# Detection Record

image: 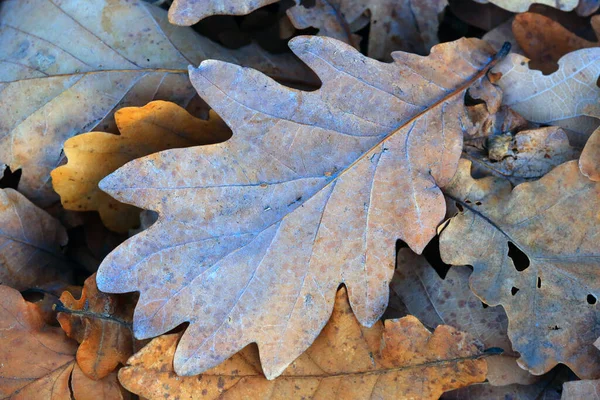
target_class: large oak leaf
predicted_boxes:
[439,158,600,378]
[97,37,505,378]
[119,288,487,399]
[0,0,313,206]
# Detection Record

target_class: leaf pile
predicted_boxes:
[1,0,600,399]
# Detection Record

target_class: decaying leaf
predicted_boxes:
[97,37,507,378]
[0,0,314,206]
[464,126,581,185]
[119,288,487,399]
[287,0,447,60]
[439,158,600,378]
[0,188,70,290]
[0,285,129,399]
[473,0,578,12]
[512,13,599,74]
[560,337,600,399]
[581,126,600,181]
[56,273,136,380]
[51,101,231,233]
[493,48,600,146]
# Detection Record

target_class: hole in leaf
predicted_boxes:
[481,302,489,309]
[475,201,482,206]
[508,242,530,271]
[537,277,542,288]
[550,325,560,330]
[588,294,597,305]
[465,199,472,204]
[455,202,464,212]
[511,286,519,296]
[0,166,22,189]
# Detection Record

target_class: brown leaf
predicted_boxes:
[439,158,600,378]
[57,273,136,380]
[560,337,600,399]
[0,188,70,290]
[581,126,600,181]
[493,48,600,145]
[512,13,599,74]
[51,101,231,233]
[96,37,506,378]
[472,0,577,12]
[119,288,487,400]
[0,0,315,207]
[0,285,129,399]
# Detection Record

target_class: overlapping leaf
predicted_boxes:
[439,158,600,378]
[0,0,314,206]
[51,101,230,232]
[581,126,600,181]
[473,0,578,12]
[0,188,70,290]
[119,288,487,399]
[96,37,505,378]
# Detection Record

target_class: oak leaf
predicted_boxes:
[119,288,487,400]
[493,48,600,145]
[0,285,129,399]
[56,273,136,380]
[439,158,600,378]
[51,101,230,233]
[0,188,70,290]
[0,0,313,207]
[97,37,506,378]
[561,338,600,399]
[581,126,600,181]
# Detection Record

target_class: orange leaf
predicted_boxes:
[119,288,487,400]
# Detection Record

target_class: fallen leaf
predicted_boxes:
[560,337,600,399]
[512,13,599,74]
[472,0,577,12]
[51,101,231,233]
[0,285,129,399]
[439,158,600,378]
[57,273,136,380]
[464,126,581,185]
[0,0,315,207]
[580,126,600,181]
[449,0,514,32]
[119,288,487,399]
[392,248,536,386]
[577,0,600,16]
[0,188,70,290]
[493,48,600,146]
[96,37,506,378]
[483,18,524,55]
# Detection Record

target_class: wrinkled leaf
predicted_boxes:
[119,288,487,399]
[0,188,69,290]
[57,273,136,380]
[51,101,230,233]
[0,285,129,399]
[0,0,314,206]
[439,158,600,378]
[97,37,505,378]
[581,126,600,181]
[493,48,600,145]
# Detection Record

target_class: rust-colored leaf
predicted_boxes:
[0,0,314,207]
[119,288,487,399]
[493,48,600,145]
[439,158,600,378]
[57,273,136,380]
[0,285,129,399]
[97,37,507,378]
[581,126,600,181]
[51,101,230,233]
[0,188,70,290]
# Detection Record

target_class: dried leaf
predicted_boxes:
[493,48,600,146]
[0,0,314,207]
[0,285,129,399]
[0,188,70,290]
[97,37,505,378]
[512,13,599,74]
[51,101,230,233]
[560,338,600,399]
[464,126,581,185]
[581,126,600,181]
[472,0,577,12]
[57,273,136,380]
[439,158,600,378]
[119,288,487,399]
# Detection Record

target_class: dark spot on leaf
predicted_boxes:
[508,242,530,271]
[511,286,519,296]
[588,294,597,305]
[537,277,542,288]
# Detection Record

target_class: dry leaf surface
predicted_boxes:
[57,273,136,380]
[439,158,600,378]
[0,0,313,206]
[0,285,129,399]
[119,288,487,399]
[581,126,600,181]
[0,188,69,290]
[473,0,578,12]
[97,37,505,378]
[51,101,230,233]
